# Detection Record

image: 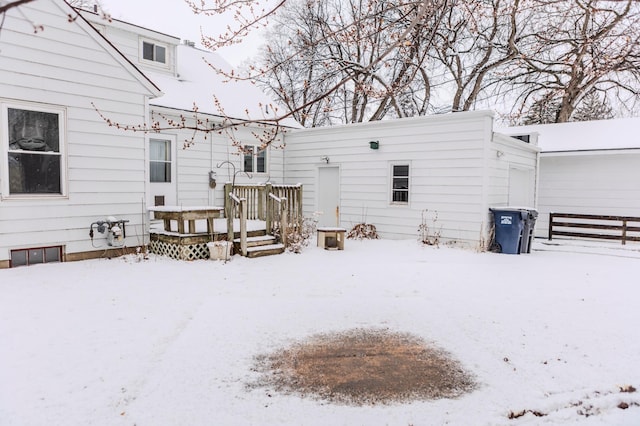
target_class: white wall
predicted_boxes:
[83,11,180,77]
[0,0,157,263]
[536,151,640,237]
[148,107,286,208]
[284,111,505,246]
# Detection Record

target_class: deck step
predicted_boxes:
[234,235,277,246]
[233,234,285,257]
[245,243,286,258]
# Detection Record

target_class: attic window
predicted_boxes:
[512,135,531,143]
[142,40,166,64]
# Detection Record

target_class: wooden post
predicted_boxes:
[297,184,303,231]
[548,213,554,240]
[240,198,248,256]
[265,183,272,233]
[225,183,234,243]
[281,197,288,248]
[261,183,271,221]
[622,220,627,245]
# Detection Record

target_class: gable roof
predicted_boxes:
[145,43,300,127]
[59,0,162,98]
[501,117,640,153]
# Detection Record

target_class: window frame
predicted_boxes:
[390,162,410,205]
[10,246,63,267]
[242,144,267,174]
[149,138,172,183]
[1,101,67,199]
[140,38,168,67]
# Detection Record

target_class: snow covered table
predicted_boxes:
[149,206,224,235]
[317,227,346,250]
[148,206,225,260]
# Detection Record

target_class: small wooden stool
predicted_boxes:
[317,227,346,250]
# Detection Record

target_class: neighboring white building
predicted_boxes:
[285,111,540,247]
[0,0,162,268]
[504,117,640,238]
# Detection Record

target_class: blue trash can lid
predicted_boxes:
[490,206,537,213]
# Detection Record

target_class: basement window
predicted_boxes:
[10,246,62,267]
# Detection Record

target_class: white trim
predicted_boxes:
[541,148,640,157]
[148,133,178,207]
[242,144,269,175]
[139,37,170,69]
[389,161,411,207]
[1,100,68,200]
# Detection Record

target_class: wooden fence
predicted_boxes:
[548,213,640,245]
[224,182,303,229]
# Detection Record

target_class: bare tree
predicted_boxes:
[506,0,640,123]
[189,0,449,128]
[431,0,531,113]
[252,0,446,126]
[0,0,35,15]
[571,88,614,122]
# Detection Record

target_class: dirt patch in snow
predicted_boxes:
[249,328,476,406]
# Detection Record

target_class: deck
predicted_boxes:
[148,206,267,260]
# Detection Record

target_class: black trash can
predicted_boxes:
[519,209,538,254]
[490,208,527,254]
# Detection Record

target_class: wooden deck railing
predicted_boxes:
[224,183,302,232]
[268,192,288,247]
[227,192,248,256]
[548,213,640,245]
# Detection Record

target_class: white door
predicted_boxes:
[508,167,535,207]
[149,136,177,207]
[317,166,340,227]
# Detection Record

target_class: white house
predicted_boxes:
[284,111,540,248]
[0,2,540,267]
[0,0,162,268]
[80,9,296,209]
[504,117,640,238]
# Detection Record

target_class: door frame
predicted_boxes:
[316,165,341,227]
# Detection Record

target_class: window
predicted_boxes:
[4,104,64,196]
[512,134,531,143]
[142,40,166,64]
[391,164,409,203]
[243,145,267,173]
[11,246,62,267]
[150,139,171,183]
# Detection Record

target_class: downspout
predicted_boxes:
[480,113,494,250]
[143,96,151,244]
[209,128,213,206]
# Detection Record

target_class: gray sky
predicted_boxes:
[100,0,263,65]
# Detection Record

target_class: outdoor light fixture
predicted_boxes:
[369,140,379,150]
[320,156,330,163]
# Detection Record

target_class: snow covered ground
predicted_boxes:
[1,238,639,426]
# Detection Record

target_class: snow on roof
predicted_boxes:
[146,44,300,128]
[500,117,640,152]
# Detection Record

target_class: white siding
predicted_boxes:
[536,151,640,237]
[148,107,286,208]
[83,11,179,77]
[284,111,499,246]
[0,0,157,262]
[487,134,539,208]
